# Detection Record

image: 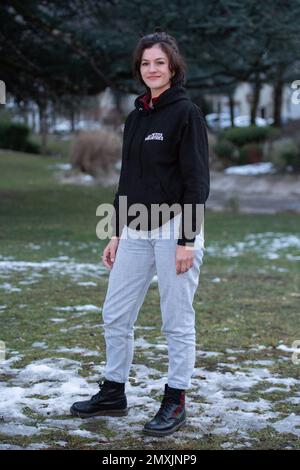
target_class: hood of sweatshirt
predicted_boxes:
[134,85,190,115]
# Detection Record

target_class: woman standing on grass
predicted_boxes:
[71,30,210,437]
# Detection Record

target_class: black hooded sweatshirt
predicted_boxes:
[112,85,210,246]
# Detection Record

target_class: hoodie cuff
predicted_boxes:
[177,237,195,247]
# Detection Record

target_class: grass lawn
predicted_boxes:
[0,149,299,450]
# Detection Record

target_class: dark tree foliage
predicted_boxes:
[0,0,299,125]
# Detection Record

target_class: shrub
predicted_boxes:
[70,128,122,177]
[239,143,263,164]
[267,138,300,172]
[24,139,41,154]
[213,139,239,163]
[0,122,28,151]
[220,125,279,147]
[0,121,40,153]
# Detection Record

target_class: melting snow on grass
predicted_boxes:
[0,232,299,295]
[0,334,299,449]
[0,233,299,449]
[206,232,300,260]
[0,259,107,282]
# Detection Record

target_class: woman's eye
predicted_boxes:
[142,62,165,66]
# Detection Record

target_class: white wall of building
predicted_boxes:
[206,81,300,121]
[98,87,139,115]
[96,83,300,123]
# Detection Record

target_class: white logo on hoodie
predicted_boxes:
[145,132,164,141]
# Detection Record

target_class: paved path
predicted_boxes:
[207,171,300,214]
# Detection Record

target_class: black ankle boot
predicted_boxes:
[143,384,186,436]
[70,379,128,418]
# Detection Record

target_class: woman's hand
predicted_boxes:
[102,236,120,269]
[176,245,195,274]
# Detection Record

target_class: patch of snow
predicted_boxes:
[1,338,300,443]
[206,232,300,261]
[77,281,97,287]
[277,344,300,353]
[55,347,101,357]
[272,413,300,437]
[0,283,22,292]
[69,429,99,439]
[224,162,275,176]
[32,342,48,349]
[53,305,101,313]
[48,163,72,171]
[0,423,40,436]
[0,260,108,282]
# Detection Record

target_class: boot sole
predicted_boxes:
[142,418,186,437]
[70,407,128,418]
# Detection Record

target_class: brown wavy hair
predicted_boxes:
[132,30,187,90]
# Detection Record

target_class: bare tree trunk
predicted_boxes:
[228,92,235,126]
[70,106,75,132]
[273,69,284,128]
[113,88,122,113]
[251,77,261,125]
[38,101,48,155]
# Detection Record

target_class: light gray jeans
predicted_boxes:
[101,213,205,389]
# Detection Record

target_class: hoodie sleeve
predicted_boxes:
[111,192,121,238]
[111,112,134,238]
[177,105,210,247]
[111,167,124,238]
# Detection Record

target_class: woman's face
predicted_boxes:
[140,44,174,95]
